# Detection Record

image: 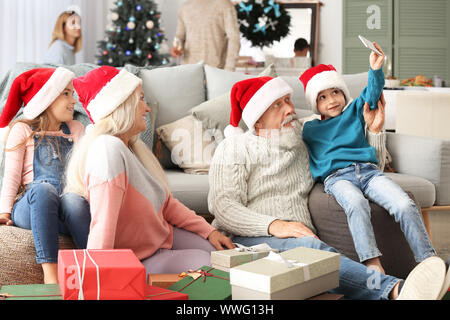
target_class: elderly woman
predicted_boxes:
[65,66,234,275]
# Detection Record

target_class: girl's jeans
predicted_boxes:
[12,184,91,264]
[324,162,436,263]
[232,235,401,300]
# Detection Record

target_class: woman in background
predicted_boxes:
[44,9,82,65]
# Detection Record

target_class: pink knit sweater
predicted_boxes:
[0,120,85,213]
[85,134,215,260]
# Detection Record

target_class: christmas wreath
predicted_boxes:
[236,0,291,48]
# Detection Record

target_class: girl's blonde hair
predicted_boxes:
[50,11,82,53]
[64,88,168,198]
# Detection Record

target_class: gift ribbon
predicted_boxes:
[233,243,277,259]
[73,249,101,300]
[263,251,311,281]
[176,267,229,293]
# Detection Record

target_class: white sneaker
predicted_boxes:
[437,260,450,300]
[397,256,446,300]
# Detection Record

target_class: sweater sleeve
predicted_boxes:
[175,5,186,45]
[163,193,215,239]
[222,2,241,71]
[208,140,277,237]
[0,123,31,213]
[355,68,385,114]
[86,181,125,250]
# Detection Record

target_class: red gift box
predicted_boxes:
[145,285,188,300]
[58,249,146,300]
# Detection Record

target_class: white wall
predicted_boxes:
[317,0,343,72]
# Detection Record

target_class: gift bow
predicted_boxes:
[264,0,281,18]
[263,251,311,281]
[73,249,101,300]
[239,2,253,16]
[234,242,275,253]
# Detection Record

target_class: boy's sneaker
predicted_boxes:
[397,256,446,300]
[437,258,450,300]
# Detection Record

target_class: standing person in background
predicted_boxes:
[44,7,82,65]
[170,0,241,71]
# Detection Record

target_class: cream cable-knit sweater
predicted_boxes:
[208,122,386,237]
[175,0,240,71]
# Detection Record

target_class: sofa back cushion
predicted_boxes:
[140,62,206,168]
[204,64,277,100]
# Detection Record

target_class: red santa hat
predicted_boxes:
[299,64,351,115]
[224,76,293,138]
[0,67,75,128]
[73,66,142,124]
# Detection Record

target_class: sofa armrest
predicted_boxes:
[386,132,450,206]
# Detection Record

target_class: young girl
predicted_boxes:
[0,67,91,284]
[65,66,234,275]
[44,9,82,65]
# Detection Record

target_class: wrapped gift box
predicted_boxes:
[145,285,188,300]
[58,249,146,300]
[211,243,278,272]
[0,284,62,300]
[168,266,231,300]
[148,273,187,289]
[230,247,340,300]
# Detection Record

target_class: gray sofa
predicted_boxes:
[0,62,449,284]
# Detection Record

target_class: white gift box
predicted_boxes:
[230,247,340,300]
[211,243,278,272]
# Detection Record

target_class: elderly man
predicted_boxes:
[208,76,447,300]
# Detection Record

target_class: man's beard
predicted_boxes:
[278,115,302,150]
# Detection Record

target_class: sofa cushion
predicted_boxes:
[165,169,210,213]
[308,183,417,279]
[0,225,75,285]
[156,115,216,174]
[385,172,436,208]
[204,63,277,100]
[140,62,206,168]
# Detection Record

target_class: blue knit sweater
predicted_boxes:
[302,68,385,182]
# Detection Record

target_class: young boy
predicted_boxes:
[300,43,436,274]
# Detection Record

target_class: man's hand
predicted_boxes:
[170,46,184,58]
[268,220,318,239]
[0,213,13,226]
[364,92,386,133]
[208,230,235,250]
[369,42,385,70]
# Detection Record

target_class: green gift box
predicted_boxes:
[230,247,340,300]
[211,243,279,272]
[0,284,62,300]
[167,266,231,300]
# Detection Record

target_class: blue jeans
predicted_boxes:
[324,162,436,263]
[12,184,91,264]
[232,235,401,300]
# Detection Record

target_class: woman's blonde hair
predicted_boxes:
[64,88,168,198]
[50,11,82,53]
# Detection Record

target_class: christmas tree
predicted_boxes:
[97,0,169,67]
